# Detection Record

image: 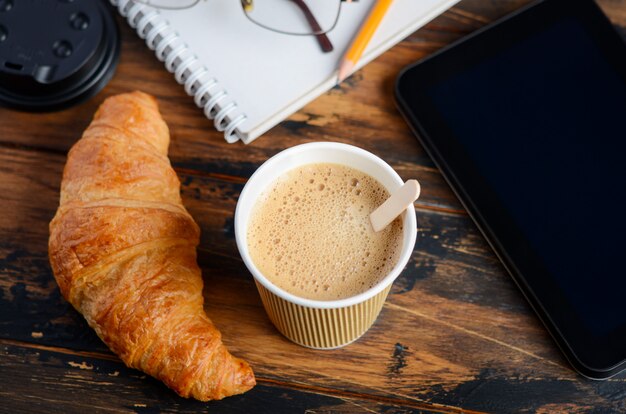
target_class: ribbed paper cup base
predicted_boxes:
[255,281,392,349]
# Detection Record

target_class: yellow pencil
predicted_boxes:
[337,0,394,83]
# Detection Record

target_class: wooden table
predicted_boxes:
[2,1,626,412]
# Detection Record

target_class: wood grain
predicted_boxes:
[2,143,626,412]
[2,341,462,414]
[1,0,626,412]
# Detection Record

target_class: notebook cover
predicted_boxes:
[127,0,459,143]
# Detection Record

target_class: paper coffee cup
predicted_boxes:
[235,142,417,349]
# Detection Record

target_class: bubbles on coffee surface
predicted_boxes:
[247,163,404,301]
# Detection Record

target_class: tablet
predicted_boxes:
[395,0,626,379]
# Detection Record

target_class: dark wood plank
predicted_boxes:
[1,341,459,414]
[2,146,626,413]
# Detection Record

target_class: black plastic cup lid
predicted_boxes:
[0,0,120,111]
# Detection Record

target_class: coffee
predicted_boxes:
[247,163,403,301]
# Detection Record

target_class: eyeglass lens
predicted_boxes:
[134,0,341,36]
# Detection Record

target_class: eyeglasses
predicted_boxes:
[134,0,356,53]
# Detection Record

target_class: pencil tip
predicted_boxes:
[337,60,354,84]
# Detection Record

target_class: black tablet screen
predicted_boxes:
[427,17,626,336]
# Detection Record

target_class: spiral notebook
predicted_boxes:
[111,0,459,144]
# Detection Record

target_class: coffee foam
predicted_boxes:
[247,163,403,301]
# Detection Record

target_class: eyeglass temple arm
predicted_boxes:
[290,0,334,53]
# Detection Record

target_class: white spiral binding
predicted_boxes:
[110,0,246,143]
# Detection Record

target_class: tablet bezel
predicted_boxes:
[395,0,626,378]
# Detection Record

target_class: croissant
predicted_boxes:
[48,91,255,401]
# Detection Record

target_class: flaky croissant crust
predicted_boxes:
[48,91,255,401]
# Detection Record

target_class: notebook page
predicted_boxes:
[161,0,458,142]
